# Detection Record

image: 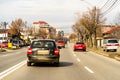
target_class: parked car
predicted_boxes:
[27,39,60,66]
[74,41,86,51]
[103,39,119,52]
[56,40,65,48]
[12,40,20,49]
[0,41,8,48]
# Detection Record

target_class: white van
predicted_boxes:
[103,39,119,52]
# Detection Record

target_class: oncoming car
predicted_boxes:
[27,39,60,66]
[56,40,65,48]
[74,41,86,51]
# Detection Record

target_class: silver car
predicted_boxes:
[103,39,119,52]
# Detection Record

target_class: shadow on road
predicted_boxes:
[74,50,88,53]
[30,61,73,67]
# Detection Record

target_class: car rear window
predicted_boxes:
[2,41,8,43]
[57,41,64,43]
[108,40,118,43]
[31,40,55,48]
[12,41,18,44]
[76,42,84,44]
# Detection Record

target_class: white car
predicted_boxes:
[103,39,119,52]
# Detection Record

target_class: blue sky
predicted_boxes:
[0,0,120,33]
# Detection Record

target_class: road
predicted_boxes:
[0,43,120,80]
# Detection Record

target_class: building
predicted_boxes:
[32,21,50,34]
[32,20,57,39]
[0,29,9,43]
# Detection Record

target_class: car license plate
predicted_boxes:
[12,46,16,48]
[37,50,49,55]
[78,47,82,49]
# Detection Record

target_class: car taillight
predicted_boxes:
[115,44,119,46]
[106,44,112,46]
[54,48,59,56]
[27,48,32,55]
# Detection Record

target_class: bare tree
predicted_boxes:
[36,28,48,39]
[74,7,105,48]
[9,18,26,38]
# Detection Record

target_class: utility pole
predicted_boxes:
[3,22,8,41]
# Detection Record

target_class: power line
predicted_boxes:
[100,0,113,10]
[101,0,119,16]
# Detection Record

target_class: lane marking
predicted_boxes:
[0,52,23,57]
[76,58,81,62]
[0,60,26,79]
[84,66,94,73]
[73,54,77,57]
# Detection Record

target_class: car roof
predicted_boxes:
[32,39,55,42]
[76,41,84,44]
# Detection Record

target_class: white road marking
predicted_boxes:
[0,52,22,57]
[73,54,77,57]
[76,58,81,62]
[0,60,26,79]
[84,66,94,73]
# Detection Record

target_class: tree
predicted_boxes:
[35,28,48,39]
[69,33,77,41]
[74,7,105,48]
[9,18,26,39]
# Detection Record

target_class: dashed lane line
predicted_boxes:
[84,66,94,73]
[76,58,81,62]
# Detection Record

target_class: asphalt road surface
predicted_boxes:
[0,43,120,80]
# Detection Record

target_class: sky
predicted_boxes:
[0,0,120,33]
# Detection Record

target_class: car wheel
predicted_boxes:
[106,49,109,52]
[114,49,117,52]
[27,61,31,66]
[54,62,59,66]
[83,49,86,51]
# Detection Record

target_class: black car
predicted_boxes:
[27,39,60,66]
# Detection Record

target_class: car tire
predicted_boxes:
[83,49,86,51]
[106,49,109,52]
[114,49,117,52]
[54,62,59,66]
[27,61,31,66]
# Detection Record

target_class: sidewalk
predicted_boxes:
[87,47,120,61]
[0,48,16,53]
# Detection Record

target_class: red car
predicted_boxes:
[74,41,86,51]
[0,41,8,48]
[56,40,65,48]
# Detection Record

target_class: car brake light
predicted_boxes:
[106,44,112,46]
[27,48,32,55]
[54,48,59,56]
[115,44,119,46]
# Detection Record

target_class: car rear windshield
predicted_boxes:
[31,40,56,48]
[108,40,118,43]
[57,41,64,43]
[2,41,8,43]
[76,42,84,44]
